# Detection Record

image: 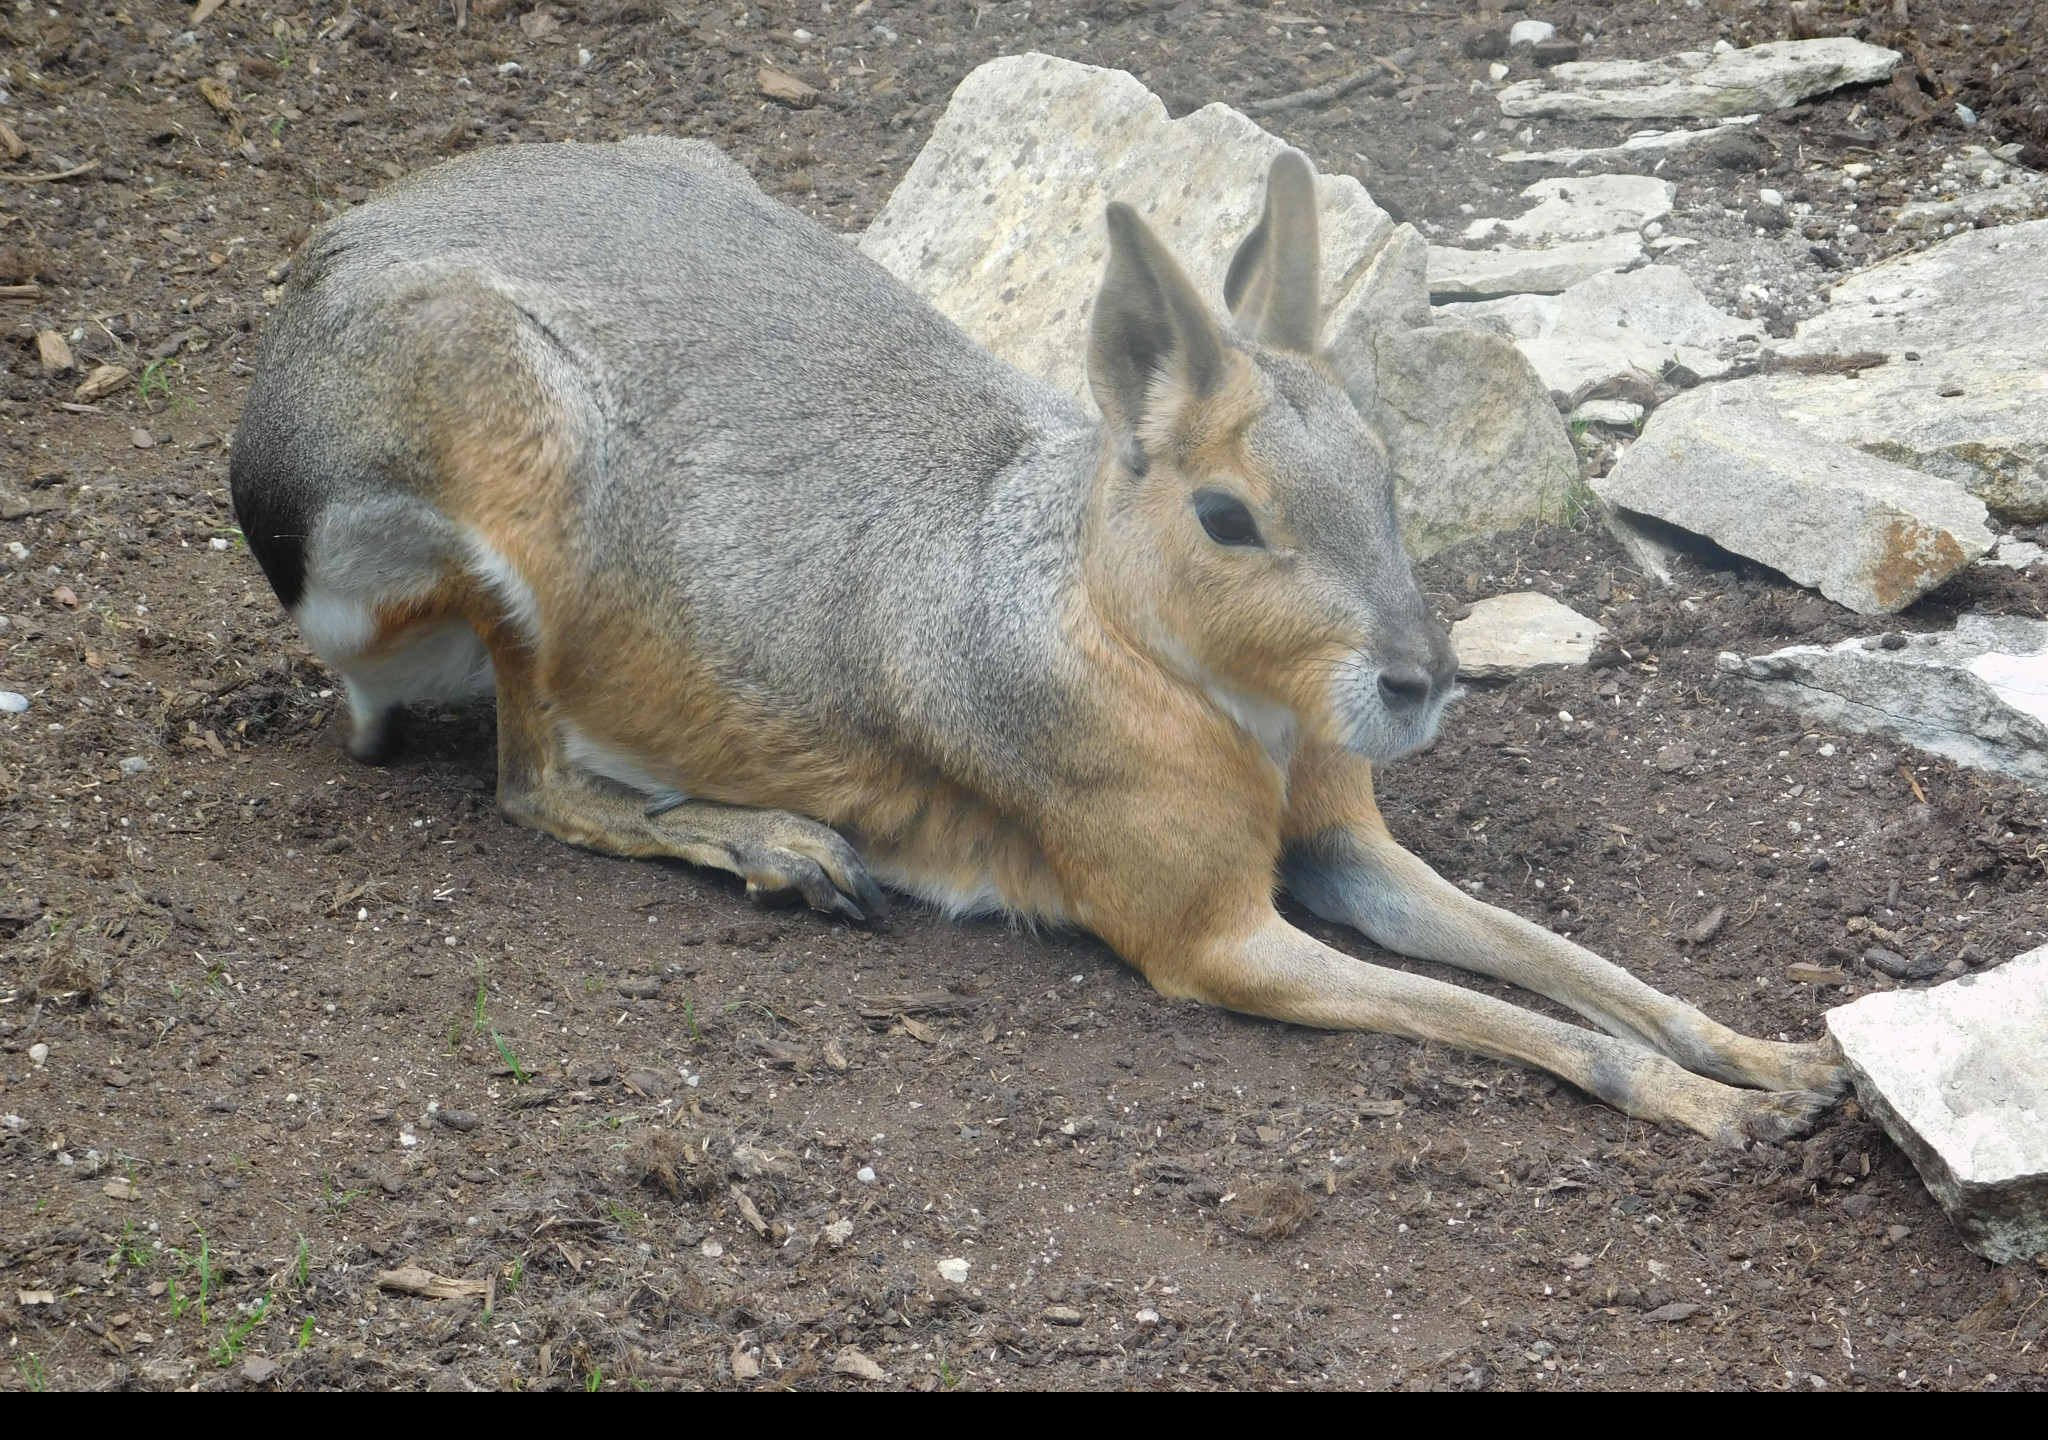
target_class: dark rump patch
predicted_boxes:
[228,447,311,610]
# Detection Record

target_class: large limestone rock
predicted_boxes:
[1592,382,1991,614]
[861,53,1391,405]
[1498,38,1901,121]
[1828,945,2048,1264]
[1717,615,2048,784]
[861,53,1575,557]
[1366,328,1581,557]
[1765,219,2048,522]
[1436,265,1754,399]
[1451,592,1607,680]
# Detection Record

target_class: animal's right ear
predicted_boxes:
[1087,201,1229,471]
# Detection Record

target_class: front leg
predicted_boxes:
[1280,747,1844,1097]
[1050,760,1832,1145]
[1148,908,1833,1146]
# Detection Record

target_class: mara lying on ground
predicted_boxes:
[230,137,1845,1144]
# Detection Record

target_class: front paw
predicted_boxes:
[1766,1036,1849,1099]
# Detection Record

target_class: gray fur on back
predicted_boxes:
[239,138,1102,795]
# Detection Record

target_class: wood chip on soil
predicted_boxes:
[758,66,820,107]
[74,364,129,402]
[831,1347,887,1381]
[375,1263,489,1301]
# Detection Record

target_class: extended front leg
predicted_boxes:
[1279,750,1843,1097]
[1158,911,1833,1146]
[1052,755,1832,1145]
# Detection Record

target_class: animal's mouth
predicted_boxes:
[1340,670,1461,763]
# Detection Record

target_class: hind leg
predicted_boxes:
[345,703,407,765]
[323,617,497,765]
[485,630,885,921]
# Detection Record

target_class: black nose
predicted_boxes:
[1377,663,1434,713]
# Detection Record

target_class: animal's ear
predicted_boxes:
[1087,201,1230,466]
[1222,148,1322,354]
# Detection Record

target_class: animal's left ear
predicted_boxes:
[1222,148,1322,354]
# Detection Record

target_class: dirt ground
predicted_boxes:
[4,0,2047,1393]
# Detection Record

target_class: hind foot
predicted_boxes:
[1716,1086,1839,1148]
[346,704,407,765]
[1713,1033,1848,1098]
[653,802,889,923]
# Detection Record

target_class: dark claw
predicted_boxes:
[851,868,891,923]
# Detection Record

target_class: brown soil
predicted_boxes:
[3,0,2046,1394]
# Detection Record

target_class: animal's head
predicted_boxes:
[1083,149,1456,767]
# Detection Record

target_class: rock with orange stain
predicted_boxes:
[1593,380,1989,614]
[1768,218,2048,526]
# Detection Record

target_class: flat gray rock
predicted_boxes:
[862,53,1574,556]
[1768,218,2048,523]
[1360,326,1583,558]
[1436,264,1754,399]
[1451,592,1608,679]
[1496,115,1761,169]
[1717,614,2048,784]
[1460,175,1675,246]
[1593,381,1991,614]
[1498,38,1900,121]
[1828,945,2048,1263]
[1427,232,1645,301]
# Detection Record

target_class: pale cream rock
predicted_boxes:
[1828,944,2048,1263]
[1427,232,1645,300]
[1451,592,1608,680]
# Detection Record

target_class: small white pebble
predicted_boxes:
[1818,742,1836,757]
[0,692,28,714]
[28,1043,49,1066]
[936,1257,970,1284]
[700,1239,724,1258]
[1557,710,1574,724]
[856,1165,878,1184]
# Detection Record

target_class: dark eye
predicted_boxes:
[1194,489,1262,548]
